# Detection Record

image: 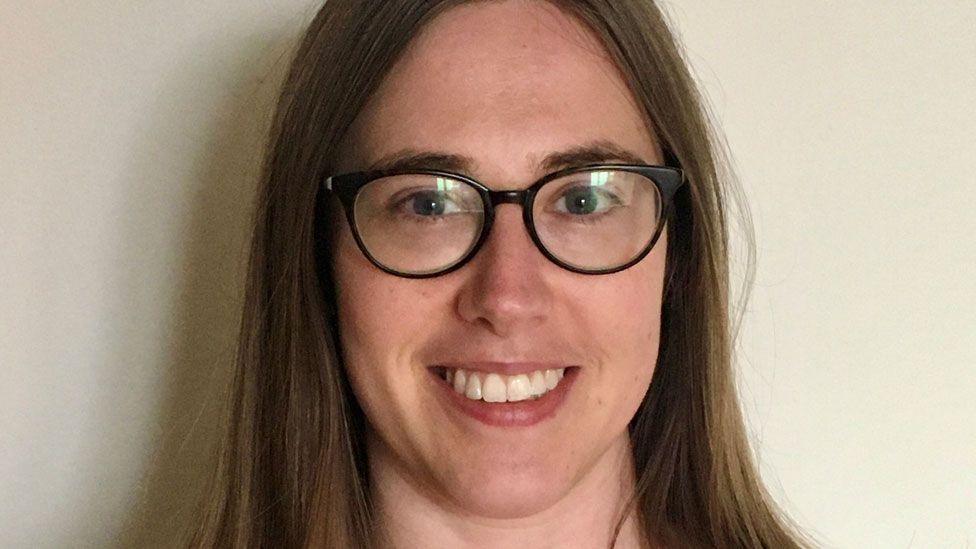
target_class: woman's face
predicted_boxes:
[333,1,666,518]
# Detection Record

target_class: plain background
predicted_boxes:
[2,1,973,547]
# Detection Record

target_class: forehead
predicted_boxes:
[341,0,661,183]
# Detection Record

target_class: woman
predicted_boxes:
[189,1,816,547]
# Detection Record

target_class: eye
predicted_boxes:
[403,190,458,216]
[388,187,479,222]
[551,185,621,216]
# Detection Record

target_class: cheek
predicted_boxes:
[332,229,442,412]
[583,247,665,418]
[609,294,660,397]
[333,212,407,352]
[333,230,398,395]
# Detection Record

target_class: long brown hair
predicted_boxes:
[187,1,817,547]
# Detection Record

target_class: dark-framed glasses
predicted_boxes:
[319,163,685,278]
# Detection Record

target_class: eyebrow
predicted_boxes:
[364,139,649,176]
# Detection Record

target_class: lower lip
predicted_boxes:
[429,367,578,427]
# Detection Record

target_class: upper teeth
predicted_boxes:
[445,368,565,402]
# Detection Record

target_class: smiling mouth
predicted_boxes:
[431,366,571,403]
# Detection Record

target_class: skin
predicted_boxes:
[332,1,667,547]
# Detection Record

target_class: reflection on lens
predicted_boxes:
[534,170,662,270]
[354,174,485,275]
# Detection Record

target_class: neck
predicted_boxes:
[367,431,647,549]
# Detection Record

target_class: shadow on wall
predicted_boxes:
[110,25,300,548]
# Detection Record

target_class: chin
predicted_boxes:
[437,454,577,519]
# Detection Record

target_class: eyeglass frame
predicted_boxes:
[319,163,686,279]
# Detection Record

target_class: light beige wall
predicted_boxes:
[1,2,973,547]
[671,4,976,547]
[0,2,317,546]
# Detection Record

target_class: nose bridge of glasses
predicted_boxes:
[487,189,528,207]
[474,197,543,275]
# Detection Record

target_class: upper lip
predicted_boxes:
[432,361,575,376]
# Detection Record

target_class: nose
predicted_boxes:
[454,203,553,337]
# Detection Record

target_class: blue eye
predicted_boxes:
[389,188,475,224]
[562,187,598,214]
[553,185,621,217]
[408,190,451,216]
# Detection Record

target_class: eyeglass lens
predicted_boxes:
[352,169,663,275]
